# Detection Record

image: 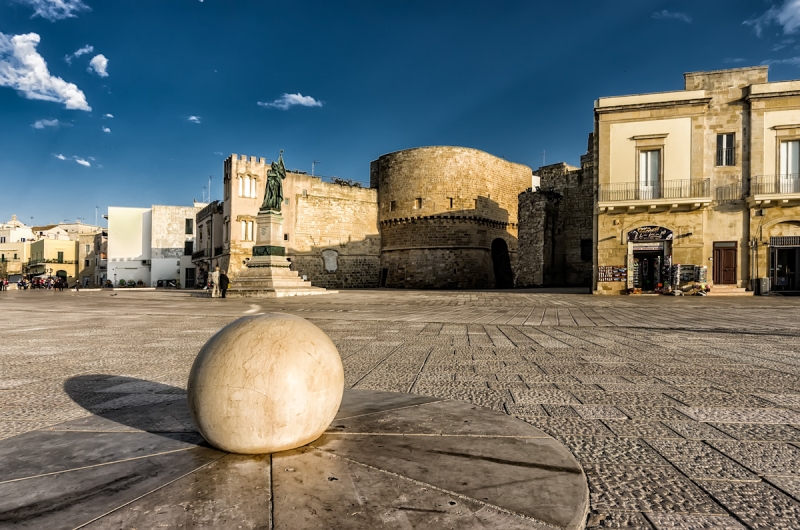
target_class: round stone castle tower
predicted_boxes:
[370,146,532,288]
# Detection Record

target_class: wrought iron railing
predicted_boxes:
[27,258,76,265]
[750,174,800,195]
[191,248,210,260]
[715,181,743,203]
[214,246,224,256]
[599,179,710,202]
[716,147,735,167]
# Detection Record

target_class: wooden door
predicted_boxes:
[714,247,737,284]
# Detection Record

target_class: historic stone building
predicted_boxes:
[371,147,532,288]
[199,148,533,290]
[516,140,594,288]
[594,66,800,294]
[194,155,380,289]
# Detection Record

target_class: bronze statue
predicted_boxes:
[260,150,287,212]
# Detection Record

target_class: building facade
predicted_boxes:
[594,66,800,294]
[194,155,380,289]
[107,204,201,287]
[517,145,594,288]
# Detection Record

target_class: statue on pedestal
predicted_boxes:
[260,150,287,213]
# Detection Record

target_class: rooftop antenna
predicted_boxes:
[95,206,98,227]
[543,150,546,167]
[312,160,321,176]
[208,175,214,202]
[202,186,207,203]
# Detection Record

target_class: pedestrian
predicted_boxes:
[210,267,220,298]
[219,270,229,298]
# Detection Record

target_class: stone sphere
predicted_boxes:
[187,313,344,454]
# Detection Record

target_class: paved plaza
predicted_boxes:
[2,289,800,528]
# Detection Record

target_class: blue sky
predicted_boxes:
[3,0,800,226]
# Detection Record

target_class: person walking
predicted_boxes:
[219,270,229,299]
[210,267,221,298]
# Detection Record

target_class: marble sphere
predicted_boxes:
[187,313,344,454]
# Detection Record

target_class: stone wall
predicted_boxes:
[218,154,380,289]
[516,139,594,288]
[371,146,531,288]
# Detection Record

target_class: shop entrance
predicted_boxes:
[713,242,737,285]
[633,250,662,291]
[771,246,800,292]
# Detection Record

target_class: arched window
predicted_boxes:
[241,220,246,240]
[244,176,251,197]
[238,177,243,197]
[247,221,254,241]
[251,178,257,198]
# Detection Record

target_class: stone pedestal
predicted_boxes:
[228,211,336,298]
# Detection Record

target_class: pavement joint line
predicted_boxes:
[323,433,552,438]
[71,453,228,530]
[0,446,199,485]
[308,446,564,527]
[332,399,446,421]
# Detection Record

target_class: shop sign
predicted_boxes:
[633,243,663,251]
[628,226,673,241]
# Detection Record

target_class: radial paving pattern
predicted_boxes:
[0,387,588,529]
[2,289,800,528]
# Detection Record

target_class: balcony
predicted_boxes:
[192,248,210,261]
[598,178,712,213]
[27,258,77,265]
[748,175,800,208]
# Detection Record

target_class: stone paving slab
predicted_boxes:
[3,289,800,528]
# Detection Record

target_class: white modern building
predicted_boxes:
[107,203,205,288]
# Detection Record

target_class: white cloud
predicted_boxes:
[762,56,800,66]
[88,54,108,77]
[724,57,748,64]
[102,126,110,133]
[103,113,113,118]
[32,118,58,128]
[64,44,92,64]
[53,153,66,160]
[16,0,90,21]
[652,10,692,23]
[74,157,90,167]
[0,32,90,110]
[745,0,800,36]
[257,93,323,110]
[188,115,201,123]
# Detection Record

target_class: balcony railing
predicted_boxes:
[716,147,735,167]
[599,179,710,202]
[27,258,76,265]
[214,246,224,256]
[191,248,210,260]
[750,174,800,195]
[715,181,743,203]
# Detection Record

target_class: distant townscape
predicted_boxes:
[3,65,800,296]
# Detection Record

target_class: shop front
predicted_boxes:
[770,236,800,292]
[626,226,673,293]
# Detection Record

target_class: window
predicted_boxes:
[473,198,478,208]
[238,176,257,198]
[448,197,454,209]
[241,220,253,241]
[716,133,735,166]
[390,200,396,212]
[57,251,64,263]
[284,198,290,206]
[284,233,289,241]
[185,219,193,235]
[84,259,89,267]
[238,177,244,197]
[85,244,90,253]
[184,241,193,255]
[638,149,661,199]
[0,237,4,243]
[414,198,422,209]
[14,253,17,259]
[780,140,800,177]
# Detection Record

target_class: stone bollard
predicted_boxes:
[187,313,344,454]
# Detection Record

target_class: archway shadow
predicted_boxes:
[63,374,200,442]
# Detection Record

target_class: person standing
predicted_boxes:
[210,267,220,298]
[219,270,229,299]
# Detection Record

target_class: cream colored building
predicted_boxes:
[27,238,79,283]
[594,66,800,294]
